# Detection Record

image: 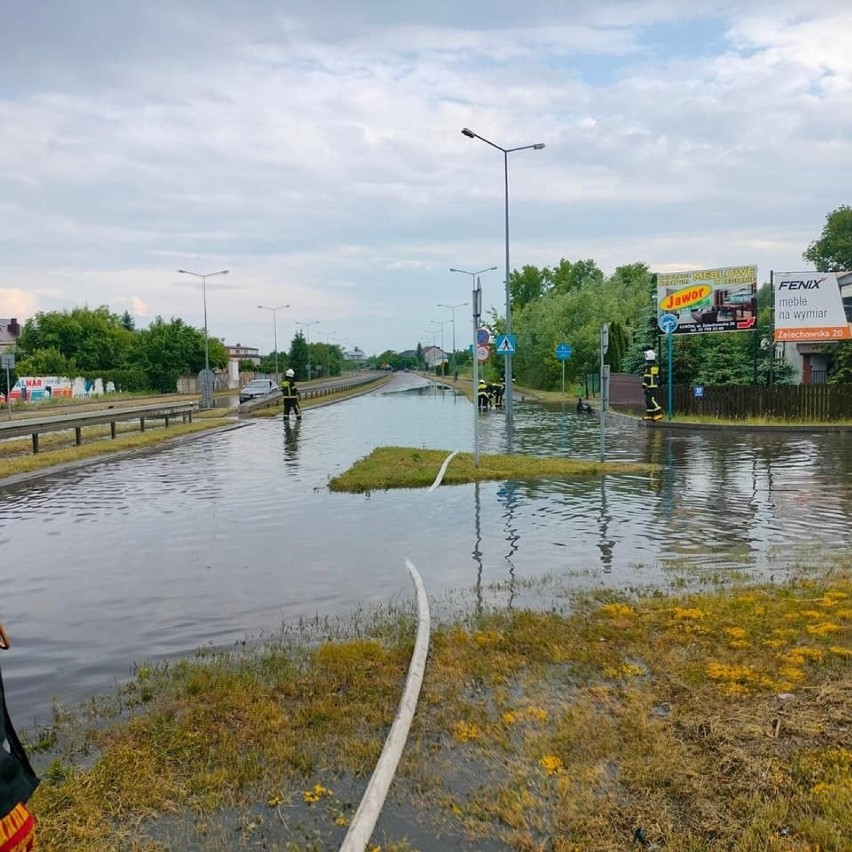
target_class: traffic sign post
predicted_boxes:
[472,281,483,467]
[600,324,609,461]
[555,343,572,393]
[1,352,14,420]
[658,314,677,421]
[494,334,516,355]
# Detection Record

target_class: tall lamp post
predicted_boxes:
[437,300,468,376]
[257,304,289,384]
[460,128,545,420]
[295,320,319,380]
[178,268,229,408]
[430,320,450,377]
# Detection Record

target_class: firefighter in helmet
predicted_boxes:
[477,378,490,411]
[641,349,663,421]
[282,369,301,420]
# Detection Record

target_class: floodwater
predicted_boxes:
[1,373,850,723]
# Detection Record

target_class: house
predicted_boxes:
[422,345,448,369]
[0,318,21,351]
[226,343,261,365]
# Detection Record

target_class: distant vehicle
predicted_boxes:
[239,379,280,403]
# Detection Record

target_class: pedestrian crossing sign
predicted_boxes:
[495,334,516,354]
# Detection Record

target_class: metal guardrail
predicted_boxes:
[0,401,198,454]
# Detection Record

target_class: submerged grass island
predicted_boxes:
[328,446,653,493]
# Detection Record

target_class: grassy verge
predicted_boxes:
[26,566,851,850]
[328,446,652,493]
[0,413,233,479]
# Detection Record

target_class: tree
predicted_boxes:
[133,317,207,392]
[288,332,309,380]
[551,258,603,295]
[803,205,852,271]
[15,347,77,377]
[18,306,134,371]
[509,265,551,309]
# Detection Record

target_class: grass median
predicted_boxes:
[26,562,851,850]
[328,446,652,493]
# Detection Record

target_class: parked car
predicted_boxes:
[239,379,280,403]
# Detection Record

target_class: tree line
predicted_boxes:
[399,206,851,388]
[7,308,344,395]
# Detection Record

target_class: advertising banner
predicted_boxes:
[773,271,852,342]
[6,376,112,402]
[656,265,758,334]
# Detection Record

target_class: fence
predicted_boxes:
[604,374,851,421]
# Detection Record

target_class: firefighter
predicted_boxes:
[477,379,490,411]
[0,623,39,851]
[281,369,301,420]
[641,349,663,421]
[493,377,505,408]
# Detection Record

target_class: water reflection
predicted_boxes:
[283,419,301,471]
[472,481,483,619]
[597,476,614,573]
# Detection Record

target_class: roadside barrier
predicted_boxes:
[339,559,430,852]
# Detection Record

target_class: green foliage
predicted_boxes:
[133,317,207,393]
[77,369,148,392]
[550,258,603,294]
[509,265,551,309]
[288,332,309,380]
[18,306,134,371]
[803,205,852,271]
[512,261,653,388]
[16,347,78,377]
[827,342,852,383]
[206,337,229,370]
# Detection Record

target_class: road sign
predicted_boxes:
[0,353,14,370]
[476,327,491,346]
[658,313,678,334]
[555,343,572,361]
[694,385,704,398]
[495,334,516,355]
[476,344,490,362]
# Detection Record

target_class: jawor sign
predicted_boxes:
[773,271,852,342]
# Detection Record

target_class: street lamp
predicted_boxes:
[295,320,320,380]
[257,304,290,384]
[437,300,468,377]
[461,127,545,420]
[430,319,451,377]
[177,268,229,408]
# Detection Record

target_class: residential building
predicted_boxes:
[0,318,21,351]
[226,343,261,365]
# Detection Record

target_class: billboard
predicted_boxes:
[773,271,852,342]
[656,266,758,334]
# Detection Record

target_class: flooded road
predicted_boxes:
[1,373,850,722]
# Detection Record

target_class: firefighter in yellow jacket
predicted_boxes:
[641,349,663,421]
[281,369,301,420]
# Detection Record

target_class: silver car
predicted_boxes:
[239,378,280,403]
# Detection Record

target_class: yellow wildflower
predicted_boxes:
[452,721,481,743]
[673,607,704,620]
[599,603,632,618]
[540,754,564,775]
[805,622,841,635]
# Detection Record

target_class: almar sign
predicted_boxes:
[773,271,851,342]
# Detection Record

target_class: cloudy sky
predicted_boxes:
[2,1,850,357]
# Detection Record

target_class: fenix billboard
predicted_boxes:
[773,271,852,342]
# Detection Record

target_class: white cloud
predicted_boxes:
[0,1,849,353]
